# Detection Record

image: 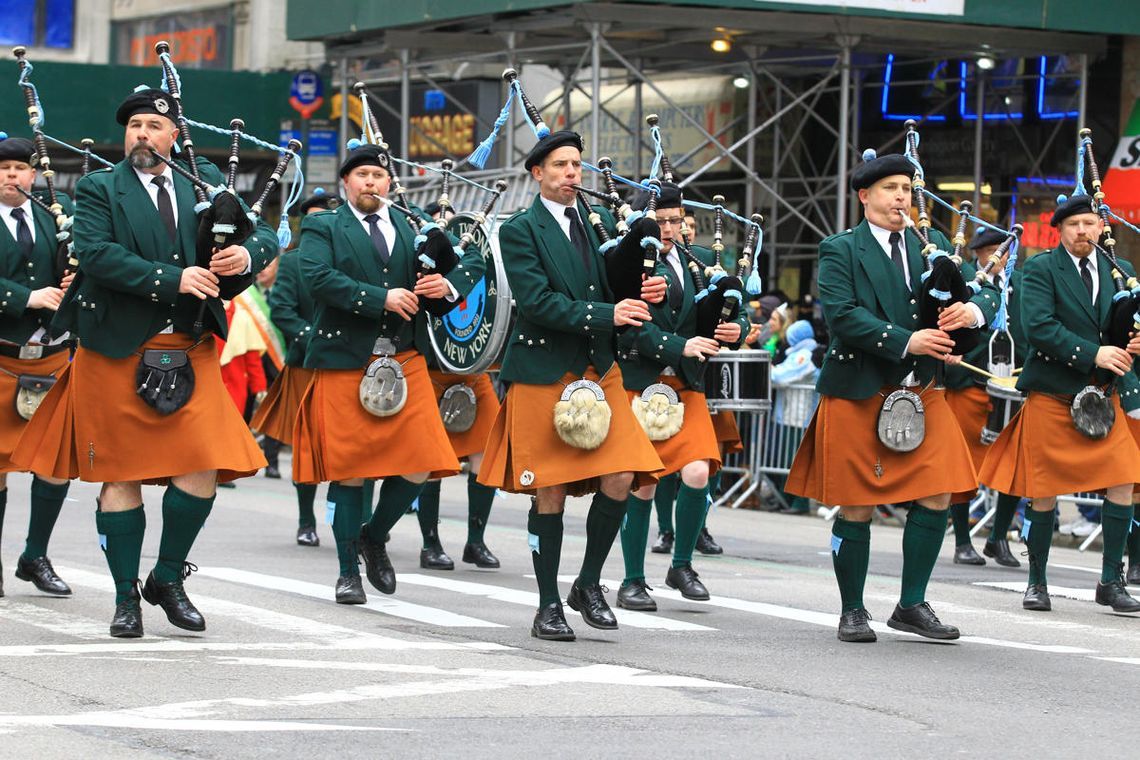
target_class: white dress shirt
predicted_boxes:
[539,194,576,241]
[2,198,36,245]
[1066,248,1099,304]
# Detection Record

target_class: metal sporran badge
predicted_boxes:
[877,389,926,452]
[359,357,407,417]
[439,383,478,433]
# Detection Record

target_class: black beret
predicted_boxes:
[1050,194,1099,227]
[524,130,584,171]
[291,191,341,217]
[116,88,177,126]
[0,135,34,163]
[339,144,390,178]
[968,226,1010,250]
[631,181,683,212]
[850,151,915,191]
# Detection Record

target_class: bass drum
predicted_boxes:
[427,212,514,375]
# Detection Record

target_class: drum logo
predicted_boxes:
[720,365,732,399]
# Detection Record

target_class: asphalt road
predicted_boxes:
[1,464,1138,759]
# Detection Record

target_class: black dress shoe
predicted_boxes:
[696,528,723,555]
[1096,565,1140,613]
[665,563,710,600]
[141,567,205,632]
[1128,564,1140,586]
[837,608,877,643]
[566,581,618,630]
[953,544,986,566]
[15,555,72,596]
[358,527,396,594]
[462,541,501,568]
[109,584,143,639]
[1022,584,1051,611]
[264,464,281,479]
[335,575,366,604]
[983,538,1021,568]
[650,530,674,554]
[419,544,455,571]
[887,602,960,640]
[296,525,320,547]
[617,579,657,611]
[531,602,575,641]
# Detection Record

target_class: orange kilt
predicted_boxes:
[710,409,744,456]
[292,351,460,484]
[978,391,1140,498]
[428,369,500,460]
[11,334,266,484]
[0,350,70,473]
[786,386,979,506]
[944,384,991,472]
[249,365,314,446]
[478,364,664,497]
[626,375,720,477]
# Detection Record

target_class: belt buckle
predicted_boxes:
[19,345,43,360]
[660,366,677,377]
[372,337,397,356]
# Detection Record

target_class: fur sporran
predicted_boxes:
[553,379,611,450]
[631,383,684,441]
[135,349,195,416]
[14,373,56,421]
[1070,385,1115,440]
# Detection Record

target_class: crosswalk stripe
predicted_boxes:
[974,580,1103,603]
[0,599,152,641]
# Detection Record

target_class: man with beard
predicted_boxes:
[979,195,1140,614]
[12,89,278,637]
[0,135,74,598]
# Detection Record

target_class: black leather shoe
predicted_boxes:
[141,566,205,632]
[650,530,674,554]
[566,581,618,630]
[953,544,986,566]
[15,555,71,596]
[665,563,710,600]
[109,584,143,639]
[296,525,320,547]
[837,608,877,642]
[531,602,575,641]
[887,602,960,640]
[1096,565,1140,612]
[1128,564,1140,586]
[696,528,723,555]
[264,465,281,479]
[419,543,455,571]
[462,541,500,568]
[1022,584,1051,611]
[335,575,366,604]
[617,579,657,611]
[983,538,1021,568]
[358,527,396,594]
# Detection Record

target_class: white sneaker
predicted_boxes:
[1060,515,1097,537]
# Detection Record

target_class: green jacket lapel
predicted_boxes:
[532,195,584,299]
[1097,249,1114,325]
[32,203,55,254]
[904,228,925,292]
[392,210,417,282]
[337,205,384,284]
[172,168,199,264]
[1053,247,1097,325]
[114,162,167,261]
[855,221,909,326]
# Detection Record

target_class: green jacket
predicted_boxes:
[298,202,484,370]
[1016,245,1137,396]
[815,219,1000,400]
[268,249,314,367]
[0,192,73,344]
[497,193,619,385]
[57,158,278,358]
[944,266,1028,390]
[617,243,750,392]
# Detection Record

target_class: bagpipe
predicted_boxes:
[351,82,511,317]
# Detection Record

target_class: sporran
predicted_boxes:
[876,389,926,452]
[135,349,195,416]
[14,373,56,421]
[1070,385,1115,440]
[359,356,407,417]
[631,382,684,441]
[553,378,611,450]
[439,383,477,433]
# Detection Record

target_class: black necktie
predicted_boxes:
[364,213,390,263]
[1080,257,1094,302]
[666,254,683,309]
[151,175,176,242]
[888,231,906,281]
[11,207,33,259]
[565,207,593,272]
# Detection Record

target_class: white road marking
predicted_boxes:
[0,639,508,658]
[975,580,1111,604]
[0,599,156,641]
[0,716,394,732]
[401,573,715,631]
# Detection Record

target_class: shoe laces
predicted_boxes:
[179,561,198,582]
[916,601,941,623]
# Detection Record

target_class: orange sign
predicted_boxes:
[130,28,219,67]
[408,113,475,159]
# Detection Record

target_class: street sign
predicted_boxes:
[289,70,324,118]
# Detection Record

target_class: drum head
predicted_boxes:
[427,212,513,374]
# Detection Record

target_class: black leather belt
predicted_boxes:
[0,343,70,359]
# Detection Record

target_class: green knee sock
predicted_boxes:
[328,483,364,577]
[466,473,495,543]
[1100,499,1134,583]
[702,474,718,530]
[1128,509,1140,565]
[949,502,972,547]
[416,480,442,549]
[360,480,375,521]
[1025,507,1054,586]
[673,483,709,567]
[367,477,425,541]
[654,473,677,533]
[988,492,1020,542]
[23,477,69,560]
[707,470,722,500]
[96,505,146,603]
[154,485,214,583]
[899,505,949,607]
[528,507,563,607]
[620,495,653,583]
[294,482,317,528]
[578,491,627,586]
[831,519,871,612]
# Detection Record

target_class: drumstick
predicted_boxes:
[956,360,999,380]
